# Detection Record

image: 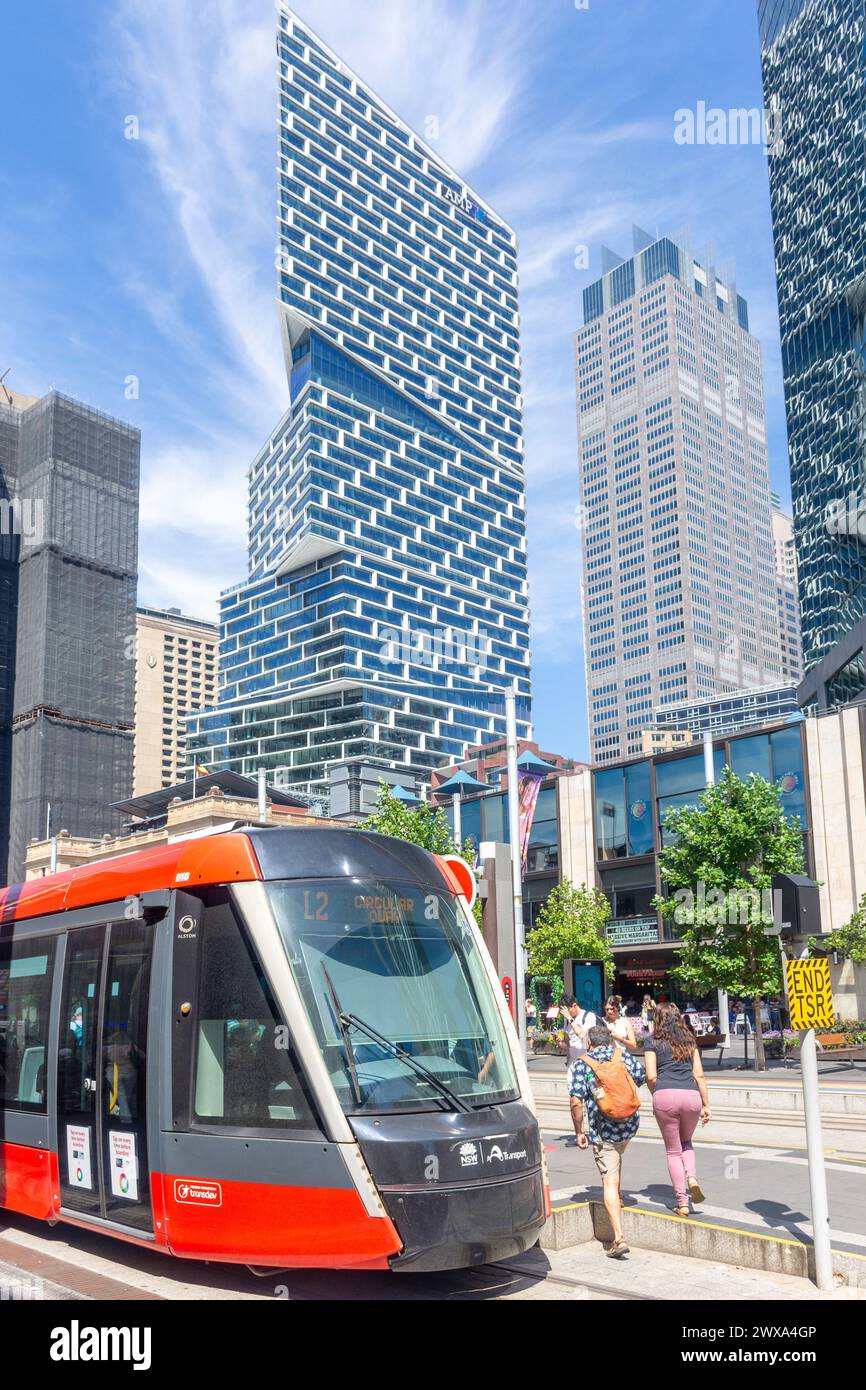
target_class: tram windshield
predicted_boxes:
[268,878,519,1113]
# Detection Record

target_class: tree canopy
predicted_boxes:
[526,879,614,985]
[653,765,806,1068]
[365,783,458,855]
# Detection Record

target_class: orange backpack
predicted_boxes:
[582,1047,641,1120]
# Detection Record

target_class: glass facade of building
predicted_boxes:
[442,784,560,927]
[652,684,799,739]
[187,7,531,798]
[758,0,866,668]
[591,724,809,944]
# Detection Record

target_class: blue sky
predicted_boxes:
[0,0,788,762]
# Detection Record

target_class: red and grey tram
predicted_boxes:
[0,827,547,1272]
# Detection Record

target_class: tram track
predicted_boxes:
[486,1258,658,1300]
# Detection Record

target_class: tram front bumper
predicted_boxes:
[382,1167,546,1272]
[349,1102,546,1273]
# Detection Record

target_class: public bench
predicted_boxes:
[814,1032,866,1069]
[695,1031,727,1067]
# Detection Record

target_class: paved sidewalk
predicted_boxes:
[526,1034,866,1085]
[515,1241,865,1301]
[541,1124,866,1259]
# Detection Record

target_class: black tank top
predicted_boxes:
[648,1040,699,1092]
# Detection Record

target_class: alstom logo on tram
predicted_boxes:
[0,826,547,1272]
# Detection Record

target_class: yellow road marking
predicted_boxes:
[548,1200,866,1259]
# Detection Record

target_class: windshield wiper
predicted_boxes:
[334,1004,473,1115]
[321,964,362,1106]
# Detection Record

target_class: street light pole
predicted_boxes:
[505,689,526,1045]
[702,732,730,1053]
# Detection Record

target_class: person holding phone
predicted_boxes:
[561,993,596,1069]
[644,1002,711,1216]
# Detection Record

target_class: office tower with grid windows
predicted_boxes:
[757,0,866,694]
[576,229,782,764]
[134,607,219,794]
[0,388,139,884]
[187,6,531,800]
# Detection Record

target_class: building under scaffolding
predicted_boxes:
[0,389,140,884]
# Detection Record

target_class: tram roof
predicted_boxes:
[0,826,457,926]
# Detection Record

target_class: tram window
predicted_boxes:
[191,894,316,1132]
[0,934,55,1112]
[269,879,520,1114]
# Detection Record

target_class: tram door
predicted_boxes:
[56,919,154,1232]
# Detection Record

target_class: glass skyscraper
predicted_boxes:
[758,0,866,671]
[187,6,531,799]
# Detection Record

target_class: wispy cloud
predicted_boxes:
[288,0,533,176]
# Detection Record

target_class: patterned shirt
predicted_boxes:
[569,1045,646,1145]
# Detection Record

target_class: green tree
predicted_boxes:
[526,880,614,993]
[365,782,457,854]
[809,891,866,964]
[653,766,805,1071]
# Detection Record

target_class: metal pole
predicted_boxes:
[703,729,714,788]
[453,786,462,847]
[505,689,526,1046]
[257,766,268,821]
[800,1028,833,1288]
[790,944,833,1290]
[702,734,730,1050]
[49,836,58,875]
[46,801,51,840]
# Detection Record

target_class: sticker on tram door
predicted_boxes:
[173,1178,223,1206]
[66,1124,93,1189]
[108,1131,139,1201]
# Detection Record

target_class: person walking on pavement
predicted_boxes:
[645,1002,711,1216]
[641,994,656,1032]
[604,995,637,1050]
[569,1022,646,1259]
[561,993,596,1070]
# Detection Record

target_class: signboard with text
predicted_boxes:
[605,916,659,946]
[785,958,834,1031]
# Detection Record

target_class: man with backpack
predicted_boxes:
[569,1022,646,1259]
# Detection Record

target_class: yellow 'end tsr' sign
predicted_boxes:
[785,958,834,1031]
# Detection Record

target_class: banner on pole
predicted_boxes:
[785,958,834,1030]
[517,772,542,869]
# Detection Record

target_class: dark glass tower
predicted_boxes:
[0,391,140,885]
[757,0,866,670]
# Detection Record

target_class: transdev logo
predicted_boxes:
[174,1178,222,1206]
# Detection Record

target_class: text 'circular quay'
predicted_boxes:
[1,0,865,1357]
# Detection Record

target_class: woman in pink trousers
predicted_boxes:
[645,1002,712,1215]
